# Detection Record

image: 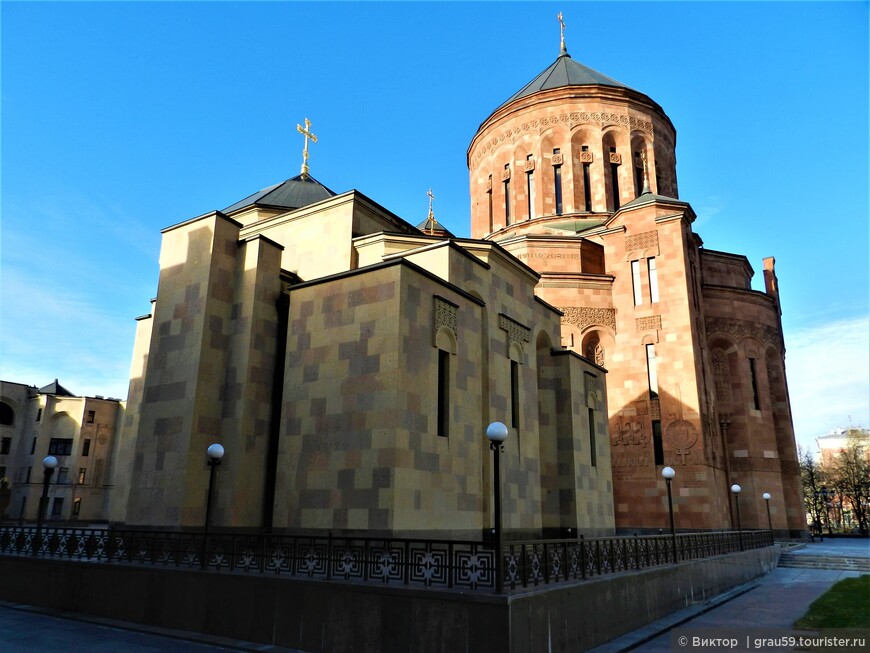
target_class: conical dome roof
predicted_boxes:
[222,173,336,215]
[494,50,635,113]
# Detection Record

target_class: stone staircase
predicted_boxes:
[778,552,870,572]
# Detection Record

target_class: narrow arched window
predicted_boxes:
[553,148,563,215]
[581,146,592,212]
[525,155,535,219]
[503,164,512,224]
[610,147,621,210]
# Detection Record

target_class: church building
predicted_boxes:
[467,28,803,536]
[112,25,803,539]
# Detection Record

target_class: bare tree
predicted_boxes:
[823,431,870,536]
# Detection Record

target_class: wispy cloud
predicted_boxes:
[0,267,135,400]
[785,315,870,450]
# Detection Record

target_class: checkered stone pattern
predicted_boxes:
[275,262,494,536]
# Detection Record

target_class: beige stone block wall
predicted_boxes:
[126,213,242,528]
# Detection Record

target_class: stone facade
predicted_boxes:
[467,47,804,536]
[0,380,122,523]
[118,186,614,538]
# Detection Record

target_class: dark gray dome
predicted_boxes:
[223,174,336,215]
[495,52,634,113]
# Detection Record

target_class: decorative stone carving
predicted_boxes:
[666,419,698,465]
[585,338,605,367]
[558,306,616,333]
[469,111,655,167]
[712,350,732,402]
[625,230,659,253]
[705,317,780,346]
[579,151,593,163]
[551,153,563,165]
[609,152,622,165]
[612,417,649,447]
[498,313,530,345]
[524,158,535,171]
[584,372,601,408]
[501,167,511,181]
[635,315,662,332]
[433,296,458,341]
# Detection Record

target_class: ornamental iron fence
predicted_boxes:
[0,526,772,594]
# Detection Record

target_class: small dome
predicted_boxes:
[223,173,336,215]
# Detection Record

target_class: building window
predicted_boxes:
[582,146,592,212]
[0,465,6,480]
[749,358,760,410]
[526,154,535,219]
[610,147,621,211]
[0,437,10,455]
[51,497,63,517]
[57,467,69,484]
[0,402,13,426]
[30,437,37,455]
[78,468,87,485]
[82,439,91,457]
[86,410,95,424]
[72,497,82,516]
[487,174,493,229]
[648,257,659,303]
[48,438,73,456]
[510,360,520,429]
[631,260,643,306]
[588,407,597,467]
[652,420,664,466]
[36,408,42,422]
[437,349,450,438]
[646,344,659,399]
[504,164,511,224]
[25,467,32,484]
[553,148,563,215]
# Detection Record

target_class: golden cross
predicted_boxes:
[557,11,566,52]
[427,188,435,218]
[296,117,317,176]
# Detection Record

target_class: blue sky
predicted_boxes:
[1,1,867,451]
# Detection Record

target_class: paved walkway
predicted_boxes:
[592,538,869,652]
[2,539,867,652]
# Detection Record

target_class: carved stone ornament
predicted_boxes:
[433,295,458,341]
[551,153,564,166]
[635,315,662,333]
[609,153,622,165]
[498,313,531,346]
[524,158,536,172]
[666,419,698,465]
[580,151,593,163]
[625,230,659,253]
[612,416,650,447]
[558,306,617,333]
[584,372,600,407]
[484,176,493,191]
[469,112,654,168]
[501,167,511,181]
[705,316,780,346]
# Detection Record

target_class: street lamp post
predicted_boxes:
[762,492,773,535]
[33,455,58,556]
[486,422,508,593]
[662,466,677,563]
[731,484,743,551]
[202,443,225,570]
